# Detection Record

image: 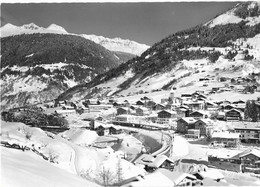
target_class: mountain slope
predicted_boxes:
[57,1,260,102]
[81,34,149,56]
[0,33,122,109]
[0,23,149,56]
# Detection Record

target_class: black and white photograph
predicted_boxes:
[1,0,260,186]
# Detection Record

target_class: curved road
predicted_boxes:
[54,134,80,175]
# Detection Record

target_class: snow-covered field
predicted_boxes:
[0,120,147,186]
[1,147,100,187]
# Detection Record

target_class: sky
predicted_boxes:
[1,1,238,45]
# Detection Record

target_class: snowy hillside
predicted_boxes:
[0,33,121,109]
[206,1,260,27]
[1,121,146,187]
[0,23,149,56]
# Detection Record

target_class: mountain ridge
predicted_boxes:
[0,23,149,56]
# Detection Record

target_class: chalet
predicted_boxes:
[154,103,166,111]
[204,101,218,110]
[114,114,146,124]
[181,93,193,100]
[136,107,149,116]
[157,110,175,119]
[171,97,183,107]
[238,148,260,173]
[145,100,156,109]
[216,111,225,120]
[222,104,235,111]
[185,129,200,139]
[175,106,189,118]
[138,155,175,171]
[184,101,204,111]
[208,148,260,174]
[113,102,121,107]
[88,104,113,111]
[232,100,245,105]
[177,117,196,134]
[136,100,144,106]
[122,100,130,107]
[194,119,214,136]
[211,131,240,148]
[157,110,177,124]
[109,126,122,135]
[95,125,110,136]
[117,107,128,115]
[234,123,260,143]
[189,111,208,119]
[129,105,136,110]
[197,94,207,100]
[142,96,151,101]
[225,108,243,121]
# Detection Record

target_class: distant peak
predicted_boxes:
[47,23,68,33]
[1,23,18,29]
[22,23,40,30]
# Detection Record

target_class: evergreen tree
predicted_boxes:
[245,100,259,122]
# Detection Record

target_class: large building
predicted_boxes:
[211,131,240,148]
[234,123,260,143]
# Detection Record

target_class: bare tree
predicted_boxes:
[80,168,94,181]
[116,158,123,184]
[48,148,59,163]
[97,166,114,186]
[22,126,33,140]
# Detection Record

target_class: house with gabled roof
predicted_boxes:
[157,110,177,124]
[136,107,149,116]
[225,108,243,121]
[177,117,196,134]
[189,110,209,120]
[194,119,214,136]
[154,103,166,111]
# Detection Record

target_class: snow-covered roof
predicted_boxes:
[55,109,75,114]
[159,110,177,114]
[212,131,240,139]
[178,117,196,124]
[226,108,243,114]
[234,122,260,130]
[199,169,224,180]
[148,155,174,168]
[195,118,214,125]
[156,169,196,185]
[126,172,174,187]
[239,148,260,158]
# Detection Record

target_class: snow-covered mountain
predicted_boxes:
[81,34,150,56]
[1,33,123,109]
[0,23,68,37]
[0,23,149,56]
[58,1,260,102]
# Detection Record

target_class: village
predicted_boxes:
[2,73,260,187]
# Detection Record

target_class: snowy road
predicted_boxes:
[54,134,79,174]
